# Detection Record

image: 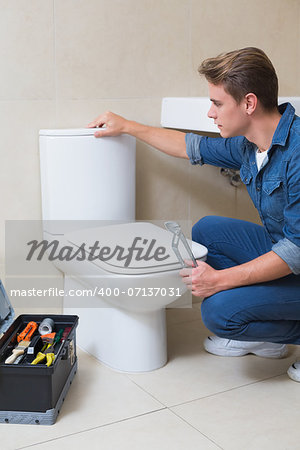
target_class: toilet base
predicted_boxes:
[63,278,167,372]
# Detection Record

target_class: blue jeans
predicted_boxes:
[192,216,300,345]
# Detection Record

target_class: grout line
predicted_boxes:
[187,0,192,223]
[298,1,300,90]
[169,408,224,450]
[188,0,193,97]
[168,372,288,409]
[0,96,170,103]
[124,374,167,408]
[16,408,167,450]
[53,0,58,124]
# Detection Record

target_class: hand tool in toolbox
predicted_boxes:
[17,321,38,343]
[5,341,31,364]
[31,343,55,367]
[5,321,38,364]
[23,335,44,364]
[54,327,71,361]
[31,328,65,367]
[40,332,56,343]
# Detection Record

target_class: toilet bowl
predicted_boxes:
[43,221,207,372]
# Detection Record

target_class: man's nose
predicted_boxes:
[207,105,216,119]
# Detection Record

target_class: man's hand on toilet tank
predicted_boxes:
[87,111,188,158]
[87,111,127,137]
[180,261,224,298]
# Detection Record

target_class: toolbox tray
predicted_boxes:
[0,313,78,424]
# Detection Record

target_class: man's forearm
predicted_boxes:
[89,111,188,159]
[125,120,188,159]
[219,251,292,290]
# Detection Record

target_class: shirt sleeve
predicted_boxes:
[272,238,300,274]
[185,133,245,170]
[271,147,300,274]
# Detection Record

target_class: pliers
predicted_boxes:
[31,343,55,367]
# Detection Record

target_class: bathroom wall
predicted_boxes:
[0,0,300,271]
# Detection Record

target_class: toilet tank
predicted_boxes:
[39,129,136,221]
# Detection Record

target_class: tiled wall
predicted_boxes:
[0,0,300,265]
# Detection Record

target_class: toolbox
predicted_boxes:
[0,281,79,425]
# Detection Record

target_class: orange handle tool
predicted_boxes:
[17,321,38,343]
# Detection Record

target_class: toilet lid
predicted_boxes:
[65,222,207,275]
[39,128,102,136]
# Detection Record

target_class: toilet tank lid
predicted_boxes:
[39,128,100,137]
[64,222,207,275]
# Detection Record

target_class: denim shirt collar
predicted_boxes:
[271,102,295,147]
[244,103,296,177]
[244,102,296,155]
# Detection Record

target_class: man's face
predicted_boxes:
[207,82,249,138]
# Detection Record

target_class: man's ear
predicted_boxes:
[244,93,257,115]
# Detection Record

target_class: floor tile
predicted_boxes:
[172,375,300,450]
[127,319,299,406]
[0,349,163,450]
[19,409,221,450]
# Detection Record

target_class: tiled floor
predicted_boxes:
[2,305,300,450]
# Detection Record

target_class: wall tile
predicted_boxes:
[0,1,54,100]
[54,0,190,99]
[55,98,163,128]
[136,142,190,220]
[0,100,56,263]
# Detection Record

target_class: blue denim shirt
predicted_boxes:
[185,103,300,275]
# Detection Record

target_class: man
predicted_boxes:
[88,47,300,382]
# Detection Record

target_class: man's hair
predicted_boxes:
[198,47,278,110]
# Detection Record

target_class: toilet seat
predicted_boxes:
[64,222,207,275]
[46,221,208,372]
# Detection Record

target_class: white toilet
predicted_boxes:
[39,129,207,372]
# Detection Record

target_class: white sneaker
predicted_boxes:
[287,361,300,382]
[203,336,288,358]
